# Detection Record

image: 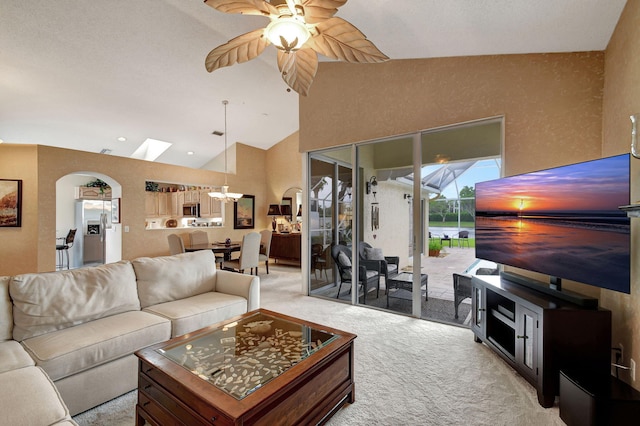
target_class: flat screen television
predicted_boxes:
[475,153,631,295]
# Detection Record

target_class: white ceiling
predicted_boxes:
[0,0,627,169]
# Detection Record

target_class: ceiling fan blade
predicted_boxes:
[311,17,389,63]
[204,0,277,16]
[205,28,270,72]
[277,48,318,96]
[302,0,347,24]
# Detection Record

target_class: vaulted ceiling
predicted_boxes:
[0,0,627,168]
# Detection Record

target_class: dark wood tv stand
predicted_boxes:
[471,274,612,407]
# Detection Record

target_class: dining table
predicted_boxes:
[184,242,241,263]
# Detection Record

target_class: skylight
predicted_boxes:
[130,138,172,161]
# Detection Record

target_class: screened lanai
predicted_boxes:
[306,117,502,326]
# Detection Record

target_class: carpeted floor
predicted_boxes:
[74,265,563,426]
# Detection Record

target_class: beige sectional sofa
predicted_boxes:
[0,250,260,424]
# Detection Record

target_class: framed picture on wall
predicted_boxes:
[0,179,22,227]
[234,195,255,229]
[111,198,121,224]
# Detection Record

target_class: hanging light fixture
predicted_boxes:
[209,100,243,202]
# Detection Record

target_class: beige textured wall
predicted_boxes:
[0,145,40,274]
[265,131,302,205]
[602,0,640,389]
[0,140,287,275]
[300,52,604,176]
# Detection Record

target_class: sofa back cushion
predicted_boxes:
[10,261,140,341]
[133,250,217,309]
[0,276,12,342]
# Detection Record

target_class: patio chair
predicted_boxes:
[452,267,499,318]
[331,245,381,303]
[311,243,332,281]
[357,242,399,294]
[452,273,472,319]
[453,230,471,248]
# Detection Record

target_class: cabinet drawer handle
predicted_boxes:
[144,385,152,390]
[211,416,217,423]
[516,335,528,339]
[478,308,486,312]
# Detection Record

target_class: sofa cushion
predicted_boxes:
[144,291,248,337]
[0,276,12,341]
[133,251,218,308]
[0,340,35,373]
[10,261,141,341]
[0,366,74,426]
[21,311,170,381]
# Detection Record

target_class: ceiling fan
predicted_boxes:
[204,0,389,96]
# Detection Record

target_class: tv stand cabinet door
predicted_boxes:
[515,306,539,384]
[471,281,486,342]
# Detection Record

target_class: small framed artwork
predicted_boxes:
[0,179,22,227]
[234,195,255,229]
[111,198,121,224]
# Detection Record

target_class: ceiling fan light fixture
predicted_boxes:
[265,16,310,52]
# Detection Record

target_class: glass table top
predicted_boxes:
[157,311,338,400]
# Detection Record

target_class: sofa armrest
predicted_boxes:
[215,270,260,311]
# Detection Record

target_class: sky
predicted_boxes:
[475,154,629,212]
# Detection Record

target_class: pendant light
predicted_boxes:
[209,100,243,202]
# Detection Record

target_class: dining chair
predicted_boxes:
[258,229,273,274]
[56,228,77,270]
[190,230,223,265]
[223,232,261,275]
[189,230,209,245]
[167,234,185,255]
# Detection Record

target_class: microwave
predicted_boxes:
[183,203,200,217]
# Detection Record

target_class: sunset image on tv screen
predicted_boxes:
[475,154,630,293]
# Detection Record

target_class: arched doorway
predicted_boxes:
[55,172,122,269]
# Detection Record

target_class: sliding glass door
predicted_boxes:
[308,152,352,295]
[306,117,503,323]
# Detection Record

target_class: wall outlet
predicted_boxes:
[631,359,636,382]
[124,226,130,233]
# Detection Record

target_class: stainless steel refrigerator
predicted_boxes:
[75,200,112,266]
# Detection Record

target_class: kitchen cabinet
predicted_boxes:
[145,193,159,217]
[76,186,112,200]
[199,190,222,218]
[157,193,169,216]
[170,192,184,217]
[145,192,174,217]
[184,190,200,203]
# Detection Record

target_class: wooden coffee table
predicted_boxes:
[135,309,356,426]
